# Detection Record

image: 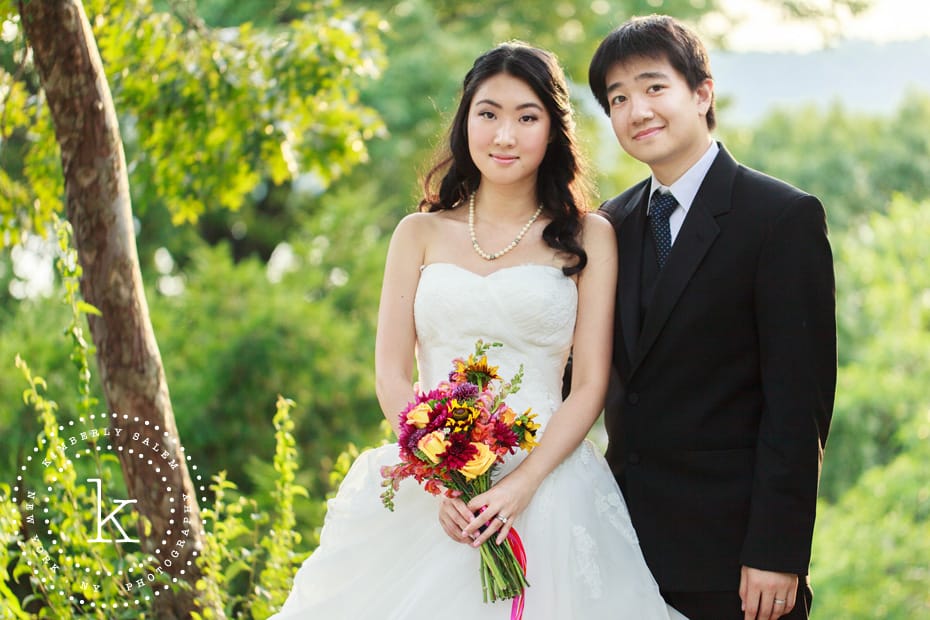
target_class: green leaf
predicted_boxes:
[76,300,102,316]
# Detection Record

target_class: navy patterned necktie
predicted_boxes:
[649,190,679,268]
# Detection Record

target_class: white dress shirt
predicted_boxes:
[647,141,719,245]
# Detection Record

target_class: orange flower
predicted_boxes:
[470,420,493,442]
[499,406,517,426]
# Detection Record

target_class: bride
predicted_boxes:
[269,42,685,619]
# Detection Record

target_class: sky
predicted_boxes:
[716,0,930,52]
[694,0,930,123]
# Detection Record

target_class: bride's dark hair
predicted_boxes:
[419,42,590,275]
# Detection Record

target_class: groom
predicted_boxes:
[588,15,836,620]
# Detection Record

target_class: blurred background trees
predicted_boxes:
[1,0,927,617]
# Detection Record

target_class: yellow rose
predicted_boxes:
[417,431,449,464]
[458,442,498,480]
[406,403,432,429]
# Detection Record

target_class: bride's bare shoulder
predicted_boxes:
[580,210,612,231]
[580,211,615,245]
[395,209,461,235]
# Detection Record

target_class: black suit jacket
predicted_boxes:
[600,144,836,592]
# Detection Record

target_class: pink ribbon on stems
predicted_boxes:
[507,528,527,620]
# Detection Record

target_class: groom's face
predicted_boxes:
[603,54,713,184]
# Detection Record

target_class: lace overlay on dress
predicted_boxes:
[572,524,604,598]
[596,487,640,544]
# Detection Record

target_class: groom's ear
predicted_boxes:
[695,78,714,116]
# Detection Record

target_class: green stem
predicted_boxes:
[453,472,529,602]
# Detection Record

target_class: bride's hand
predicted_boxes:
[462,470,538,547]
[438,496,475,544]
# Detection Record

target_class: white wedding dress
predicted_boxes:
[270,263,685,619]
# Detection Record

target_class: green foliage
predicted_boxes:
[162,0,305,28]
[7,358,170,619]
[722,93,930,229]
[811,410,930,618]
[0,0,386,245]
[0,296,80,480]
[191,471,253,620]
[251,396,307,618]
[0,225,324,617]
[0,485,29,619]
[147,232,385,502]
[0,0,392,543]
[2,353,321,619]
[194,397,314,620]
[808,195,930,617]
[0,193,391,531]
[0,6,62,248]
[819,194,930,501]
[0,234,169,617]
[54,221,100,419]
[0,220,102,514]
[0,8,64,245]
[343,0,728,78]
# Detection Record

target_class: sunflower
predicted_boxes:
[451,353,501,387]
[445,399,480,432]
[514,410,541,451]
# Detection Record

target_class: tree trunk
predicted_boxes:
[19,2,222,618]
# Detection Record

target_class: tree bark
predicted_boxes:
[19,2,221,618]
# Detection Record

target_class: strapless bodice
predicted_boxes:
[414,262,577,427]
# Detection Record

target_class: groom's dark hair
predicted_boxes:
[588,14,716,130]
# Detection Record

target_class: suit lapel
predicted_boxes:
[631,145,739,373]
[617,185,649,366]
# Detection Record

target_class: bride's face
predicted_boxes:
[466,73,551,189]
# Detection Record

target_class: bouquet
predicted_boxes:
[380,340,540,613]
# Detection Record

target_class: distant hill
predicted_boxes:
[709,37,930,124]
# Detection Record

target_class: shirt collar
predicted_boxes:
[648,141,719,214]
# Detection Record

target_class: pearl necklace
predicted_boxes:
[468,192,543,261]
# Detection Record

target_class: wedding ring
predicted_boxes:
[774,599,786,605]
[496,515,509,524]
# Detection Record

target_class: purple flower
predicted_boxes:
[404,427,429,455]
[452,382,480,401]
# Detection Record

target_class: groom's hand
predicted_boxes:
[438,496,475,544]
[739,565,797,620]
